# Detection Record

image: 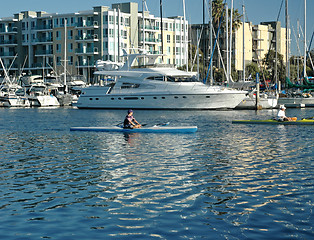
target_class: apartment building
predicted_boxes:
[190,21,288,79]
[234,21,288,72]
[0,2,188,81]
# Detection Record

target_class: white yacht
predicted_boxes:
[75,52,247,110]
[26,84,60,107]
[0,84,30,107]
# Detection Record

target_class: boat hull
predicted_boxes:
[75,92,247,110]
[70,126,198,133]
[236,96,278,109]
[232,119,314,125]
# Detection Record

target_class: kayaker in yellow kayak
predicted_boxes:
[277,105,294,121]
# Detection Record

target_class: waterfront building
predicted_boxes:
[190,21,289,80]
[0,2,188,82]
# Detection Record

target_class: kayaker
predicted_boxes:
[277,105,292,121]
[124,109,141,128]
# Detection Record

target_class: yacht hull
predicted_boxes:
[75,92,247,110]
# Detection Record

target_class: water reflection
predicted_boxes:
[0,108,313,239]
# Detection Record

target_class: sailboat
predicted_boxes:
[278,0,314,107]
[0,58,30,107]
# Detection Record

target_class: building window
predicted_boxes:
[109,16,114,24]
[54,18,59,27]
[167,35,171,43]
[69,43,73,52]
[68,56,73,65]
[56,31,61,40]
[56,44,61,53]
[109,29,114,37]
[68,30,73,39]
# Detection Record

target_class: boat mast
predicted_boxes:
[160,0,163,58]
[285,0,289,80]
[203,0,206,81]
[226,3,229,83]
[143,0,145,50]
[304,0,307,78]
[210,0,213,85]
[242,3,245,82]
[183,0,187,71]
[229,0,233,83]
[64,18,67,93]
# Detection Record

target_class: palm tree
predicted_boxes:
[212,0,242,32]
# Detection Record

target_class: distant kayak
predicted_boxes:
[70,125,198,133]
[232,119,314,125]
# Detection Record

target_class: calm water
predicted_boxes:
[0,107,313,240]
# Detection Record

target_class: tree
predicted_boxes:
[245,62,260,79]
[212,0,242,32]
[262,50,286,82]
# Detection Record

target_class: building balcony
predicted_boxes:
[139,37,161,44]
[35,50,53,56]
[0,63,18,69]
[75,61,95,67]
[0,51,16,57]
[75,34,99,42]
[0,40,18,45]
[141,25,160,31]
[0,27,18,34]
[253,38,263,41]
[31,62,54,68]
[36,25,53,31]
[35,37,53,44]
[76,21,99,29]
[75,47,99,55]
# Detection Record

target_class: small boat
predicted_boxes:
[70,125,198,133]
[232,119,314,125]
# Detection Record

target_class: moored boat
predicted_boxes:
[75,51,247,110]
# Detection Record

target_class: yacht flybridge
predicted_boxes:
[75,52,247,110]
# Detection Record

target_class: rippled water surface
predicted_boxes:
[0,108,313,239]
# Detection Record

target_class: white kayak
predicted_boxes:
[70,125,197,133]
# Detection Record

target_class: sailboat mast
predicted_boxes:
[242,4,245,82]
[304,0,307,78]
[210,0,213,85]
[183,0,187,71]
[285,0,289,79]
[203,0,206,80]
[160,0,163,57]
[226,4,229,83]
[229,0,233,83]
[64,18,67,93]
[142,0,145,52]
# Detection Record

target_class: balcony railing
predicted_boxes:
[75,34,98,41]
[140,37,161,43]
[36,25,53,30]
[0,52,16,57]
[0,40,17,45]
[76,61,95,67]
[75,47,99,54]
[36,37,53,43]
[35,50,53,55]
[0,27,17,33]
[76,21,98,28]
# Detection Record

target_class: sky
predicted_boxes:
[0,0,313,55]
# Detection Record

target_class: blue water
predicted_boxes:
[0,107,313,239]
